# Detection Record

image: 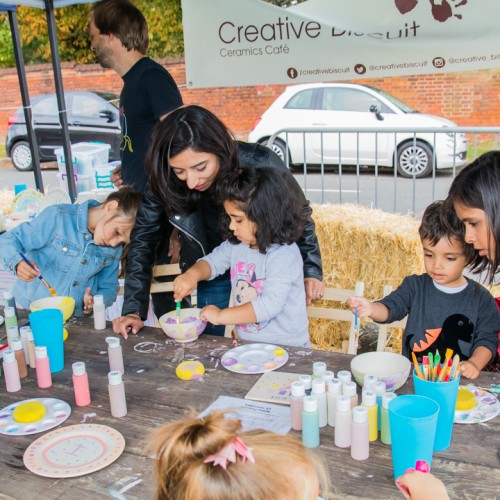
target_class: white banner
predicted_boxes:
[182,0,500,88]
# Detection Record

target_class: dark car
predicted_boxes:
[6,90,121,171]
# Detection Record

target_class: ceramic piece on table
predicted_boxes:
[221,343,289,374]
[11,189,43,214]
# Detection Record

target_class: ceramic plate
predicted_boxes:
[24,424,125,478]
[11,189,43,214]
[221,343,289,374]
[39,188,71,211]
[0,315,3,326]
[0,398,71,436]
[454,385,500,424]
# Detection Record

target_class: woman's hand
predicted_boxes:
[200,305,222,325]
[16,260,39,282]
[110,165,123,188]
[168,227,181,264]
[304,277,325,306]
[83,287,94,315]
[112,314,144,340]
[395,470,449,500]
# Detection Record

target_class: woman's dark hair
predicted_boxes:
[145,105,239,215]
[216,167,306,254]
[445,151,500,283]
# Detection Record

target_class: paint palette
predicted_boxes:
[454,384,500,424]
[221,343,289,374]
[24,424,125,478]
[0,398,71,436]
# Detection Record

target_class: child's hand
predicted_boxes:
[200,305,222,325]
[346,296,373,318]
[83,287,94,315]
[173,273,197,302]
[16,260,39,282]
[395,470,449,500]
[458,360,480,380]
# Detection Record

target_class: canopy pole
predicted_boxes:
[45,0,76,201]
[8,8,43,192]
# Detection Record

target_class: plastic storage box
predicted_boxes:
[57,172,95,195]
[55,142,111,176]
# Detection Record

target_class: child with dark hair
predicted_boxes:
[173,166,310,347]
[347,200,500,379]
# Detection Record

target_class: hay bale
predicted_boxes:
[0,189,14,214]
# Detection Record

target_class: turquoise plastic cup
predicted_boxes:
[29,308,64,373]
[388,394,439,479]
[413,368,460,451]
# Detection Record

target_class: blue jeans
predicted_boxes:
[197,278,231,337]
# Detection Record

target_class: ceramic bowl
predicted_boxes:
[350,351,411,392]
[30,296,76,322]
[159,308,207,343]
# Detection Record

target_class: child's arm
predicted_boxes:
[460,346,493,379]
[173,260,212,302]
[395,471,449,500]
[346,296,390,322]
[200,302,257,325]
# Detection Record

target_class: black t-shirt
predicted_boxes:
[120,57,182,191]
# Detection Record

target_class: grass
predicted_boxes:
[466,138,498,161]
[0,143,6,159]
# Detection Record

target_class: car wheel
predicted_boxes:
[396,141,433,178]
[258,138,291,167]
[11,141,33,171]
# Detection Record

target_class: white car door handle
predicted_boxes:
[312,123,327,126]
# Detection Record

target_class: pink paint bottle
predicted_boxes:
[108,370,127,417]
[343,380,359,408]
[3,349,21,392]
[334,395,352,448]
[351,406,369,461]
[35,346,52,389]
[290,380,305,431]
[72,361,91,406]
[105,336,124,374]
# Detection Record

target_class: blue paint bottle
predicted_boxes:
[374,381,386,431]
[302,395,320,448]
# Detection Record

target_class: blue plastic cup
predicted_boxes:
[29,308,64,373]
[413,368,460,451]
[388,394,439,479]
[14,183,27,195]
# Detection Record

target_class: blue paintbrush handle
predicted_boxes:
[19,252,45,280]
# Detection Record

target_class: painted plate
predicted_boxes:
[39,188,71,212]
[0,315,3,326]
[221,343,289,374]
[11,189,43,214]
[24,424,125,478]
[454,385,500,424]
[0,398,71,436]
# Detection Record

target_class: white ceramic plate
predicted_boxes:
[40,188,71,211]
[24,424,125,478]
[454,385,500,424]
[11,189,43,214]
[221,343,289,374]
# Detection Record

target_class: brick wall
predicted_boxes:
[1,57,499,142]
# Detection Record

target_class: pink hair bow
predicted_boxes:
[204,437,255,470]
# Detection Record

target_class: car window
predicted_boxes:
[33,96,59,116]
[329,89,389,113]
[284,89,316,110]
[71,94,104,117]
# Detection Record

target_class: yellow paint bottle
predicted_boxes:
[362,389,378,442]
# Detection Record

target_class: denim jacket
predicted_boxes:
[0,201,121,317]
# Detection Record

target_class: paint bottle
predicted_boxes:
[108,370,127,417]
[312,361,327,379]
[27,330,36,368]
[362,389,378,442]
[327,378,342,427]
[351,406,369,461]
[299,374,312,396]
[302,395,320,448]
[93,295,106,330]
[106,336,124,374]
[35,346,52,389]
[19,325,31,364]
[3,290,18,317]
[381,392,397,445]
[4,306,18,329]
[343,380,358,408]
[6,325,19,350]
[322,370,335,389]
[72,361,91,407]
[334,395,352,448]
[363,374,378,391]
[337,370,352,387]
[311,378,328,427]
[11,338,28,379]
[374,381,386,431]
[3,349,21,392]
[290,380,305,431]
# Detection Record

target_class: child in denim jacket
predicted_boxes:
[0,188,141,317]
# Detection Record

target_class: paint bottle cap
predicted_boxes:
[19,325,32,337]
[312,378,326,394]
[363,374,378,390]
[35,346,47,358]
[313,361,327,376]
[3,290,13,300]
[72,361,87,376]
[291,380,306,397]
[337,370,352,384]
[352,405,368,424]
[374,381,387,396]
[4,306,15,318]
[362,389,377,406]
[108,370,123,385]
[3,349,15,363]
[94,295,104,305]
[299,374,312,390]
[11,338,23,351]
[327,379,342,394]
[106,336,120,348]
[27,330,34,341]
[342,380,357,397]
[7,326,19,339]
[382,392,398,409]
[303,395,318,413]
[336,395,351,412]
[322,370,335,384]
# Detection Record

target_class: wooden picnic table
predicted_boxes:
[1,316,499,499]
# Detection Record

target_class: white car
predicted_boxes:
[248,83,467,178]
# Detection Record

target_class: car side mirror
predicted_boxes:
[99,109,116,123]
[369,104,384,121]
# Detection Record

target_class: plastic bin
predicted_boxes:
[57,172,96,195]
[95,164,115,189]
[55,142,111,176]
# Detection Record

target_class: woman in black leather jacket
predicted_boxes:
[113,105,324,338]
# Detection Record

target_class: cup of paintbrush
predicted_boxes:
[19,252,57,297]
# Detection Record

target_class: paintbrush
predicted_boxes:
[433,351,441,381]
[411,351,425,380]
[438,348,453,382]
[428,352,434,381]
[354,306,359,349]
[450,354,460,380]
[175,301,181,325]
[19,252,57,297]
[422,355,430,381]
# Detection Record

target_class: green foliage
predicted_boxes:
[0,15,16,68]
